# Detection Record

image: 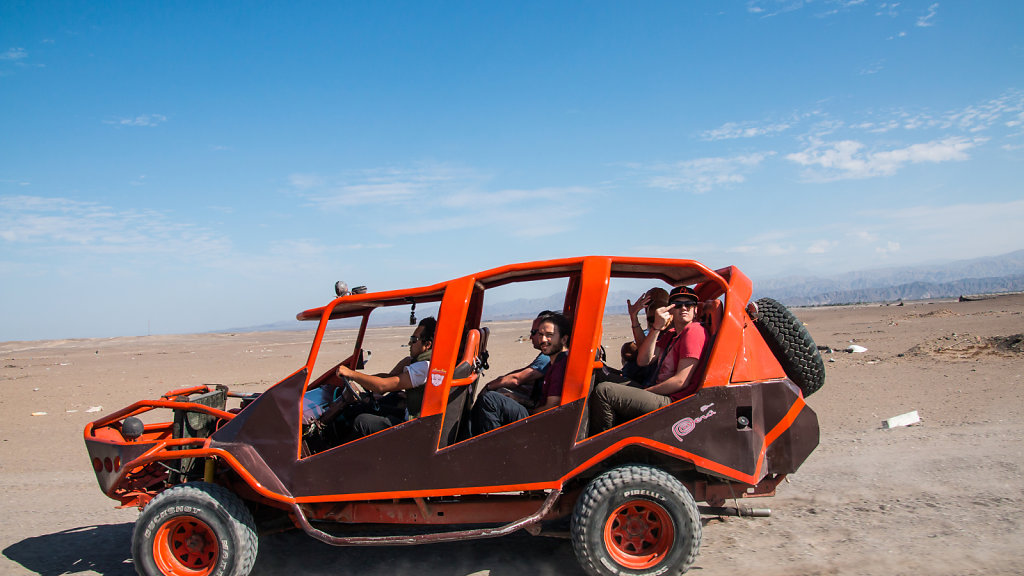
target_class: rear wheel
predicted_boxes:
[132,482,258,576]
[572,465,701,576]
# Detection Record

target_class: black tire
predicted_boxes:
[132,482,258,576]
[571,465,701,576]
[752,297,826,397]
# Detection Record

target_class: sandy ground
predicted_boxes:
[2,294,1023,575]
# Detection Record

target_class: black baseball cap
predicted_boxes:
[666,286,699,306]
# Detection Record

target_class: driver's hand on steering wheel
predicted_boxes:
[336,365,355,380]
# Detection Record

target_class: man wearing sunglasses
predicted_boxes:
[336,316,436,438]
[589,286,709,434]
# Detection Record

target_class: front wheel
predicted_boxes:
[132,482,258,576]
[571,465,701,576]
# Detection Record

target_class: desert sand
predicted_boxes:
[2,294,1023,575]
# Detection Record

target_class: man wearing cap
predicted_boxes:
[590,286,709,434]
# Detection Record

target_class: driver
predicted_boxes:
[335,316,436,439]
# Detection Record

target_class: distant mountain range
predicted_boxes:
[753,249,1024,306]
[222,249,1024,333]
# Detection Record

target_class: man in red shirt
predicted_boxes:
[589,286,709,434]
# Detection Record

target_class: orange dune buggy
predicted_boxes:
[84,256,824,576]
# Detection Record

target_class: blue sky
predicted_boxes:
[2,1,1022,341]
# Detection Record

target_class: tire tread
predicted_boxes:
[571,465,700,576]
[753,297,826,396]
[132,482,257,576]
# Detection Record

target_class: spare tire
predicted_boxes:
[752,297,826,397]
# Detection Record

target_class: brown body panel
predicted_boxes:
[207,376,816,501]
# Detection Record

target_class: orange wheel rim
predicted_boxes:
[603,499,675,569]
[152,515,219,576]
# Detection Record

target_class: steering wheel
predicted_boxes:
[338,374,364,405]
[307,375,363,434]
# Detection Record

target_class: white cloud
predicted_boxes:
[725,230,799,257]
[856,200,1024,261]
[701,121,791,141]
[105,114,168,127]
[942,92,1024,133]
[867,201,1024,232]
[638,200,1024,277]
[859,61,885,75]
[806,239,838,254]
[294,163,598,237]
[851,119,900,133]
[786,136,982,181]
[442,186,591,210]
[383,185,594,237]
[875,3,901,18]
[630,243,718,259]
[850,230,878,243]
[0,195,230,259]
[747,0,865,18]
[634,152,774,194]
[844,91,1024,138]
[729,242,796,256]
[916,3,939,27]
[707,92,1022,165]
[300,163,484,209]
[818,0,867,17]
[0,47,27,60]
[288,173,324,190]
[746,0,806,17]
[875,241,901,255]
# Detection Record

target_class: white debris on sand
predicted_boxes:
[883,410,921,429]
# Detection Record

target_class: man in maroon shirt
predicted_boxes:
[470,312,571,434]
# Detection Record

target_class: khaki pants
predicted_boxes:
[589,381,671,434]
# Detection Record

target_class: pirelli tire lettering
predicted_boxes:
[622,489,668,502]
